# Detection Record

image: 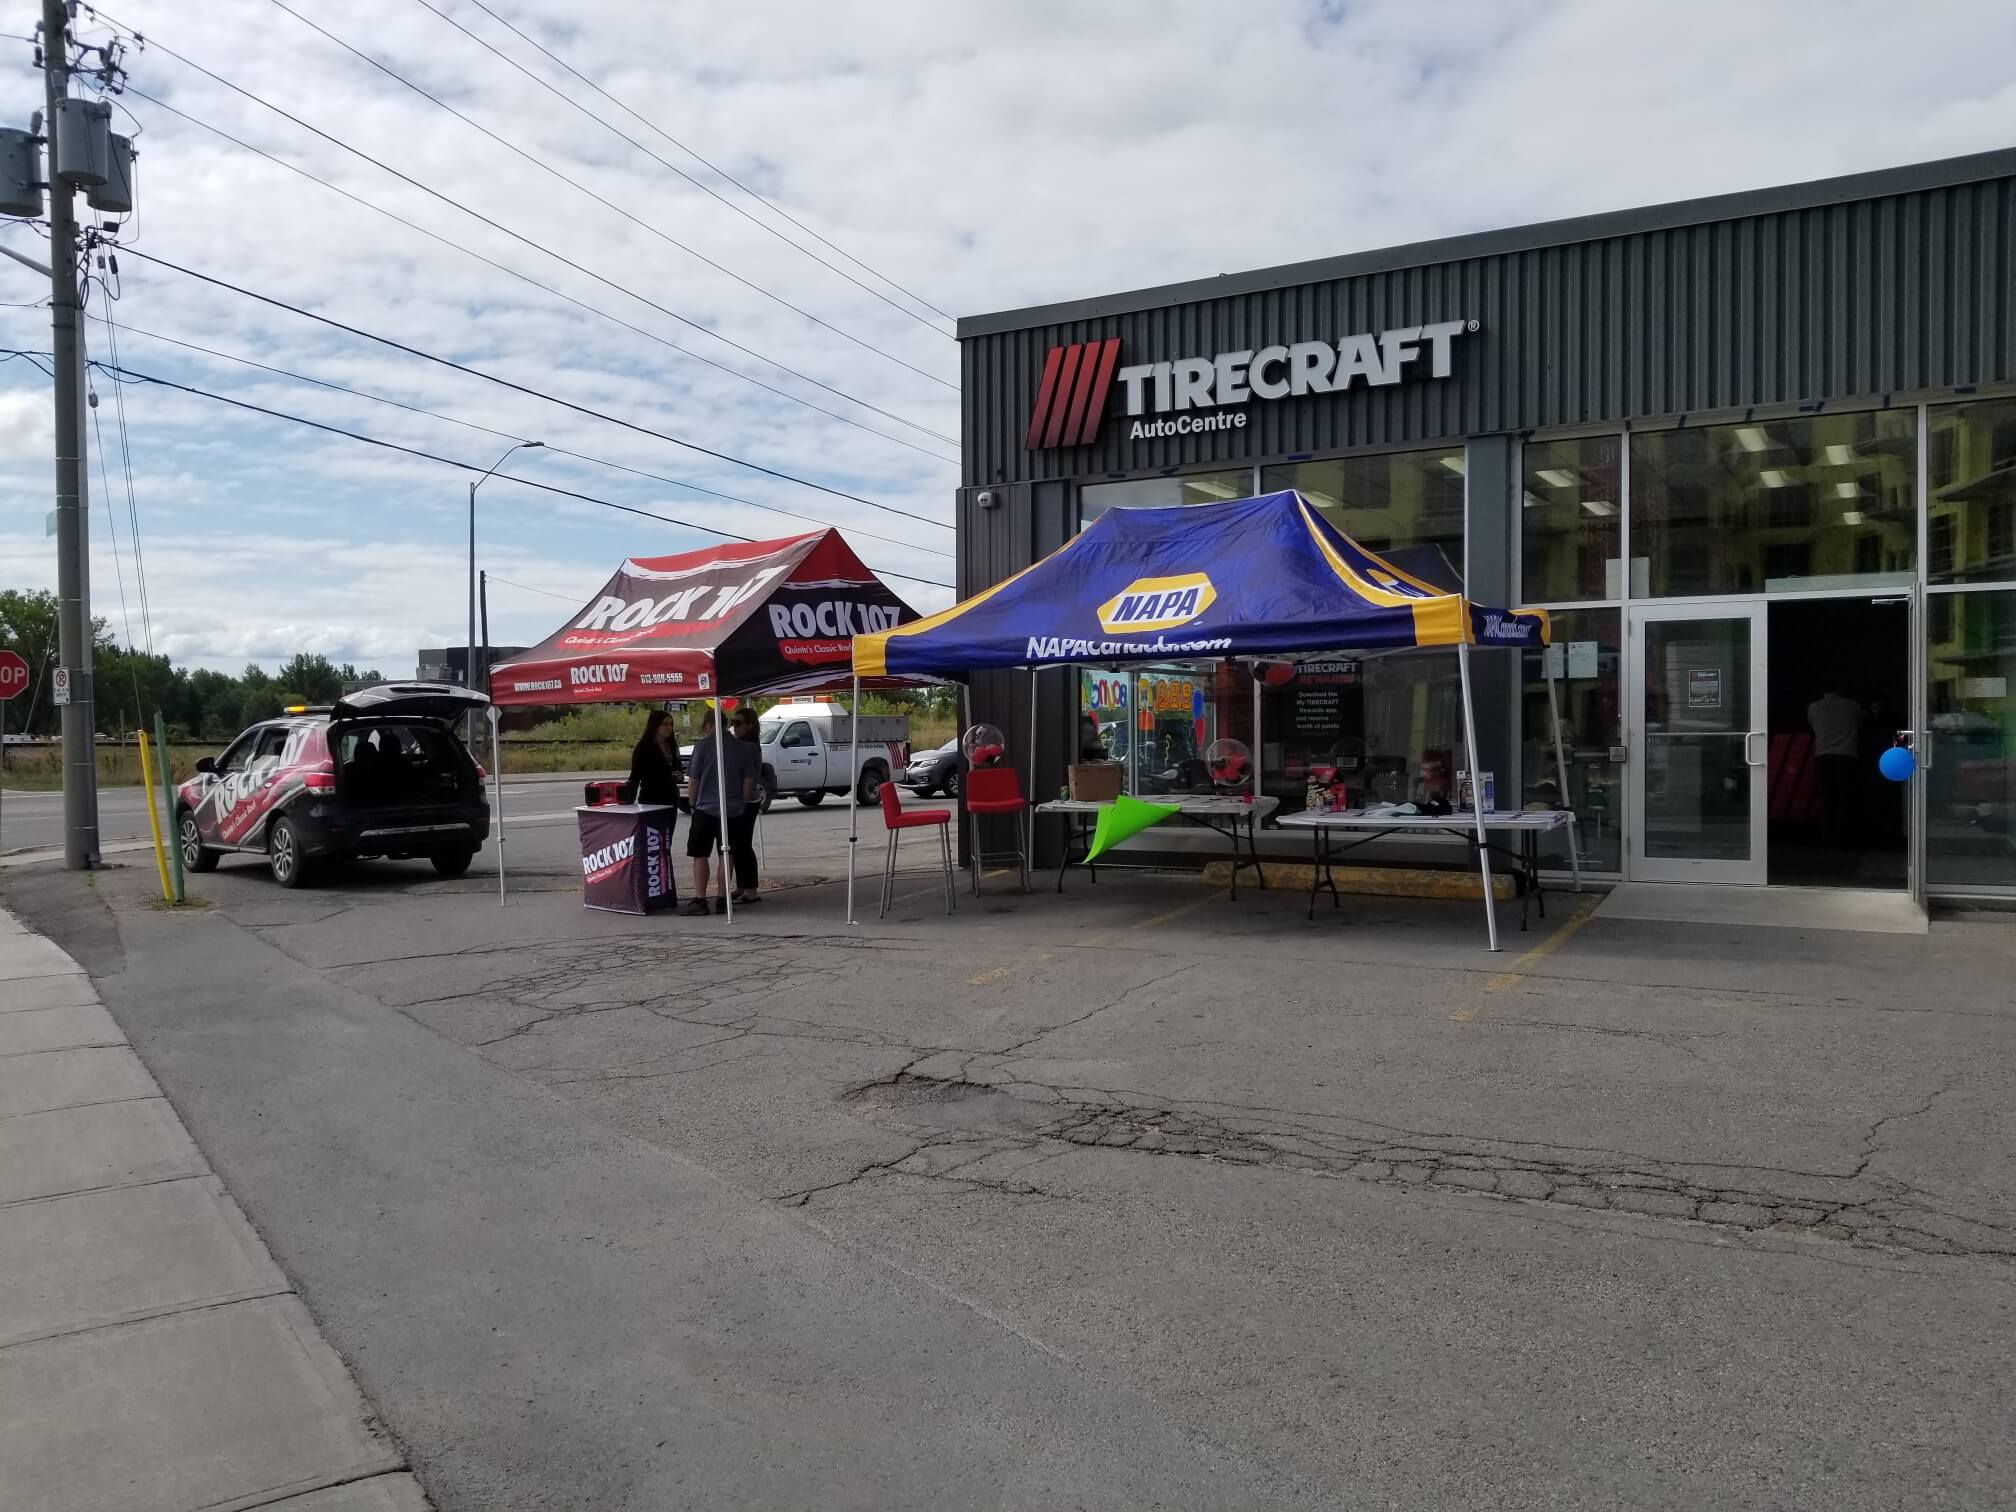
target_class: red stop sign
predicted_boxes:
[0,649,28,701]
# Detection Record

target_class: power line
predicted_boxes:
[428,0,955,335]
[118,245,955,532]
[63,349,956,591]
[268,0,955,392]
[89,312,954,559]
[94,287,156,658]
[87,9,959,450]
[120,85,957,466]
[484,573,585,604]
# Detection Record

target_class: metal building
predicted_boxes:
[956,148,2016,906]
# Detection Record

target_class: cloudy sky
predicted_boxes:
[1,0,2013,673]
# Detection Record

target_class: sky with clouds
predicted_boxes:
[1,0,2013,674]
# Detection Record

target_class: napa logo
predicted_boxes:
[1096,572,1218,635]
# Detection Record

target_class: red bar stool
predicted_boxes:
[878,780,956,918]
[964,766,1028,895]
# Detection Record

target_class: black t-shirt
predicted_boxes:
[626,740,684,808]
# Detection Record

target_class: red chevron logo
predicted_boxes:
[1024,337,1122,451]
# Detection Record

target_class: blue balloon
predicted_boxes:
[1877,745,1916,782]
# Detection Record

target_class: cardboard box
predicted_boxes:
[1068,762,1125,801]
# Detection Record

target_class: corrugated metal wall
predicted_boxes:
[960,174,2016,490]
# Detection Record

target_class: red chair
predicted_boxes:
[878,779,956,918]
[964,766,1028,895]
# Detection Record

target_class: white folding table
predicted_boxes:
[1278,808,1580,933]
[1036,794,1282,900]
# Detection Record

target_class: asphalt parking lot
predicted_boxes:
[6,803,2014,1510]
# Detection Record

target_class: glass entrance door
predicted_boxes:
[1629,603,1768,883]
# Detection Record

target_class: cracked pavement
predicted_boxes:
[8,811,2016,1510]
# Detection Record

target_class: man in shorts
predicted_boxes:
[683,706,759,916]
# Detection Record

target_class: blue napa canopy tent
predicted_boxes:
[846,490,1576,947]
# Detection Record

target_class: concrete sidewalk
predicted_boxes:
[0,904,429,1512]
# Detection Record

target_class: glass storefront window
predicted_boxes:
[1519,608,1622,873]
[1630,410,1917,597]
[1928,397,2016,585]
[1256,651,1463,815]
[1521,435,1621,602]
[1264,447,1466,591]
[1926,589,2016,891]
[1079,470,1251,526]
[1078,669,1132,788]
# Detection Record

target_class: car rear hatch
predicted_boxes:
[329,701,489,852]
[331,682,489,723]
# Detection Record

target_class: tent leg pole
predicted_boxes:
[1251,658,1262,800]
[1544,653,1581,891]
[1027,665,1039,870]
[489,707,506,907]
[1458,641,1499,952]
[714,698,731,922]
[846,676,860,925]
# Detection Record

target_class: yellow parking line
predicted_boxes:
[1482,896,1602,994]
[965,886,1226,987]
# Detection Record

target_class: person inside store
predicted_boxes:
[1080,710,1108,762]
[1807,680,1864,846]
[726,704,764,906]
[621,709,685,814]
[683,706,758,916]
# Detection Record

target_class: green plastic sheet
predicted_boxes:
[1082,794,1182,863]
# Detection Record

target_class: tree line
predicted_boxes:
[0,588,382,741]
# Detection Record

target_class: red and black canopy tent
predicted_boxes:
[481,529,929,911]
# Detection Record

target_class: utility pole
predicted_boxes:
[42,0,97,868]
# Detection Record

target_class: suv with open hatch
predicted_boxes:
[175,683,491,888]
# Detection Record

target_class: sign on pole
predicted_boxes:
[0,649,27,701]
[51,665,69,706]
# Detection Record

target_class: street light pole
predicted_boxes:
[466,440,541,744]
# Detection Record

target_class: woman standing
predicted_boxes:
[624,709,685,812]
[726,705,763,906]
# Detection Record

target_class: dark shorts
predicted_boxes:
[686,810,722,858]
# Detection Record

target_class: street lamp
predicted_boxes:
[467,440,542,744]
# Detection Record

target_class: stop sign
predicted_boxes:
[0,649,28,701]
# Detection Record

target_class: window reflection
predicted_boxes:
[1630,411,1917,596]
[1928,397,2016,586]
[1263,448,1466,591]
[1079,470,1252,526]
[1254,652,1463,815]
[1926,589,2016,890]
[1521,435,1621,602]
[1519,608,1622,872]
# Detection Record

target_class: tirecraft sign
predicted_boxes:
[1025,320,1477,450]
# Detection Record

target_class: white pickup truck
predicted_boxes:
[758,703,908,808]
[685,702,910,812]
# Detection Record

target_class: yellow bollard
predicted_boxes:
[136,730,174,904]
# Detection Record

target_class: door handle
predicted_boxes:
[1743,731,1766,767]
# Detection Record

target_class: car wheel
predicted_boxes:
[944,769,960,800]
[855,764,886,806]
[796,791,825,807]
[267,815,310,889]
[430,848,475,878]
[178,811,218,873]
[756,767,776,814]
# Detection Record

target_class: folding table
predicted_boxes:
[1278,808,1580,930]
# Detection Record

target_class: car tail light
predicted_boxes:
[303,765,337,793]
[474,760,487,780]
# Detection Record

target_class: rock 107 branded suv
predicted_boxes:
[174,683,491,889]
